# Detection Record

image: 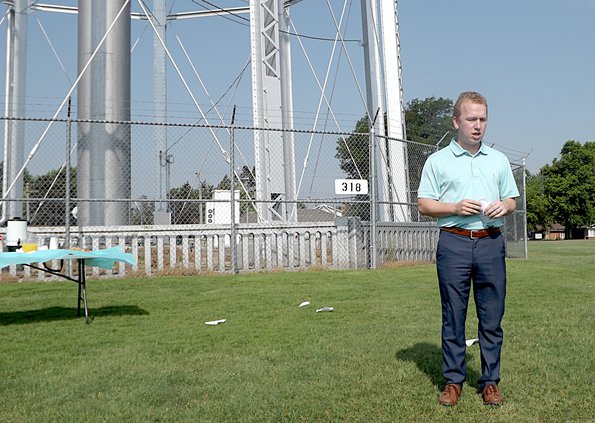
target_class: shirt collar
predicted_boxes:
[448,138,489,157]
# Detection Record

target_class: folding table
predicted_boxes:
[0,247,136,323]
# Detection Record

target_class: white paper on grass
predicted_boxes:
[298,301,310,307]
[466,338,479,347]
[316,307,334,313]
[205,319,226,326]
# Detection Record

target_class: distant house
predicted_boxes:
[546,223,566,240]
[569,227,592,240]
[532,224,565,240]
[533,223,595,240]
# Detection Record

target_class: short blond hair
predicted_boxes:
[453,92,488,118]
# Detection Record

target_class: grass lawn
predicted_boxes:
[1,240,593,422]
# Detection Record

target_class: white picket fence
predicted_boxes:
[1,219,440,280]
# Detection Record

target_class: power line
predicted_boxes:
[282,29,360,43]
[190,0,250,26]
[190,0,360,42]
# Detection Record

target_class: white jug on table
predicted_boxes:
[49,237,59,250]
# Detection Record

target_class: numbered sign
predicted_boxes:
[334,179,369,195]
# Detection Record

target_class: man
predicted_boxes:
[417,91,519,407]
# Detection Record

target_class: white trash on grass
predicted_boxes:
[465,338,479,347]
[205,319,226,326]
[298,301,310,308]
[316,307,334,313]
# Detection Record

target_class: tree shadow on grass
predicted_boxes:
[396,342,480,391]
[0,305,149,325]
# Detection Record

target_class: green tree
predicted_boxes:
[27,167,76,226]
[335,98,454,221]
[0,162,35,219]
[335,97,454,181]
[404,97,453,146]
[542,140,595,234]
[217,174,231,191]
[131,195,154,225]
[168,180,214,224]
[404,97,454,213]
[335,116,369,180]
[525,170,551,232]
[238,165,256,195]
[334,117,370,219]
[237,165,256,215]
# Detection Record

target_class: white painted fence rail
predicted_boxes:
[372,221,440,262]
[1,219,440,280]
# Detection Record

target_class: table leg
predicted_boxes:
[77,259,89,323]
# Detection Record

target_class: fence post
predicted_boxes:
[521,158,528,259]
[65,98,72,276]
[335,217,349,269]
[348,217,364,268]
[230,106,238,274]
[369,109,380,269]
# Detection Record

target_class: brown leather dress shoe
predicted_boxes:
[482,384,503,406]
[439,383,462,406]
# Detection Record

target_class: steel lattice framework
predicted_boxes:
[1,0,407,225]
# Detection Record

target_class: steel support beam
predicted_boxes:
[361,0,408,222]
[380,0,408,221]
[77,0,131,226]
[2,0,29,223]
[153,0,168,217]
[250,0,296,222]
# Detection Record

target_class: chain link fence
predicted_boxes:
[0,116,526,276]
[502,163,527,258]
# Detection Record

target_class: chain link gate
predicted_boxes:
[0,116,527,278]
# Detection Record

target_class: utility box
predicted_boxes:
[206,190,240,225]
[206,190,240,248]
[154,211,171,225]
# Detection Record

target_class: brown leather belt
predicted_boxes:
[441,226,501,239]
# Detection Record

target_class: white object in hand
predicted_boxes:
[479,197,495,224]
[479,198,490,214]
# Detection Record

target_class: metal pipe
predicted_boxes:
[2,1,28,223]
[230,106,238,274]
[369,108,380,269]
[65,97,72,274]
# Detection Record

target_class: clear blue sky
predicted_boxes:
[2,0,593,177]
[397,0,595,173]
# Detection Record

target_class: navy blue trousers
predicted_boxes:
[436,230,507,388]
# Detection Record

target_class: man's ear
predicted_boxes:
[452,117,460,130]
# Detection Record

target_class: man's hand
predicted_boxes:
[454,199,482,216]
[418,198,481,218]
[418,197,516,219]
[484,198,516,219]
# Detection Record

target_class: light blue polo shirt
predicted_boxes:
[418,139,520,229]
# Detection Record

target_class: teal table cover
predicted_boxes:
[0,246,136,270]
